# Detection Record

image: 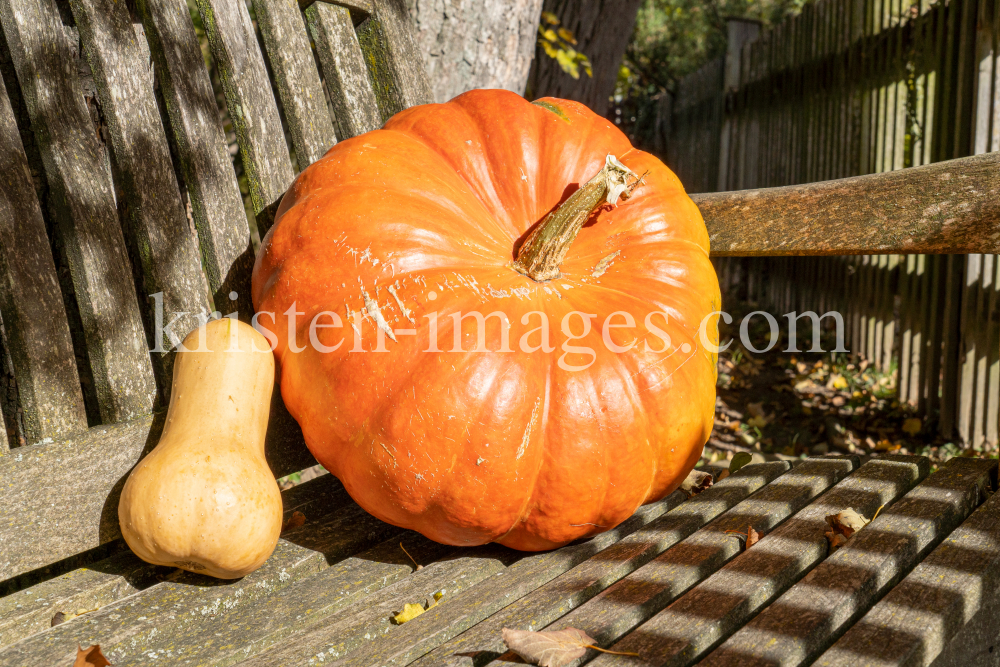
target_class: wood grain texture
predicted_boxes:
[194,0,295,229]
[69,0,211,392]
[0,473,407,666]
[0,0,157,424]
[306,1,382,139]
[0,73,87,443]
[409,462,793,667]
[251,0,337,167]
[698,151,1000,257]
[136,0,255,317]
[0,393,316,582]
[0,550,160,650]
[702,456,997,667]
[817,487,1000,666]
[301,0,373,13]
[357,0,433,121]
[525,458,856,667]
[327,467,734,667]
[596,456,927,667]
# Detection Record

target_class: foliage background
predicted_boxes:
[614,0,812,146]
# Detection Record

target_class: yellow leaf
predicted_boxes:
[539,40,558,58]
[557,27,577,44]
[541,10,559,24]
[542,28,558,42]
[902,418,922,436]
[393,603,425,625]
[827,374,848,390]
[747,415,768,429]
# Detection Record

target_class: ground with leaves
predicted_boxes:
[702,304,999,470]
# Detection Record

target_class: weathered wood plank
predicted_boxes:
[502,457,858,667]
[194,0,295,231]
[0,0,157,424]
[0,473,406,665]
[356,0,433,121]
[405,462,795,667]
[0,550,159,650]
[817,485,1000,666]
[299,0,373,13]
[251,0,337,167]
[187,545,507,666]
[69,0,211,393]
[306,2,382,139]
[322,465,790,667]
[699,150,1000,257]
[0,72,87,444]
[136,0,255,317]
[701,456,997,667]
[0,393,315,582]
[592,456,928,667]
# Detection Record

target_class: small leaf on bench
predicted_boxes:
[725,526,761,551]
[502,627,639,666]
[280,511,306,533]
[73,645,111,667]
[825,507,871,552]
[393,602,426,625]
[730,452,753,474]
[680,470,714,497]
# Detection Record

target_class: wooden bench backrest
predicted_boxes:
[0,0,429,583]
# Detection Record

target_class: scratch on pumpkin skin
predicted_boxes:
[360,285,396,342]
[517,399,542,460]
[591,251,621,278]
[387,285,415,323]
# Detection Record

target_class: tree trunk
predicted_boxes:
[527,0,643,116]
[405,0,544,103]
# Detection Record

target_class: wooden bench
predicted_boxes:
[1,0,999,663]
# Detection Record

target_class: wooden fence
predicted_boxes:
[662,0,1000,447]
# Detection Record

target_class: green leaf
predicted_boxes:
[729,452,753,474]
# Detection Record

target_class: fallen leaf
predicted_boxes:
[280,511,306,533]
[902,418,922,436]
[502,627,638,666]
[715,469,730,481]
[680,469,713,497]
[393,603,426,625]
[827,374,848,390]
[729,452,753,474]
[726,526,761,550]
[746,415,769,429]
[74,645,111,667]
[52,612,68,627]
[825,507,872,552]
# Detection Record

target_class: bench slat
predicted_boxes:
[0,550,158,650]
[0,473,406,665]
[817,478,1000,666]
[0,395,315,582]
[335,463,792,667]
[406,462,793,667]
[698,151,1000,257]
[701,456,998,667]
[506,457,858,667]
[252,0,337,167]
[0,0,157,424]
[0,75,87,443]
[194,0,295,231]
[356,0,433,120]
[596,456,928,667]
[305,2,382,139]
[136,0,255,316]
[69,0,211,390]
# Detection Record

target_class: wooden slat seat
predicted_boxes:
[1,0,1000,661]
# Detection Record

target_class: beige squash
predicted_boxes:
[118,318,282,579]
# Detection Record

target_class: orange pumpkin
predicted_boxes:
[252,89,719,551]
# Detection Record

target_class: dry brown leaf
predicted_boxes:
[502,627,638,666]
[280,511,306,533]
[74,645,111,667]
[825,508,872,552]
[725,526,761,551]
[680,470,713,497]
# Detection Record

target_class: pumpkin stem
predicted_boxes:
[513,155,644,282]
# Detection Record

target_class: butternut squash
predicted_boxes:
[118,318,282,579]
